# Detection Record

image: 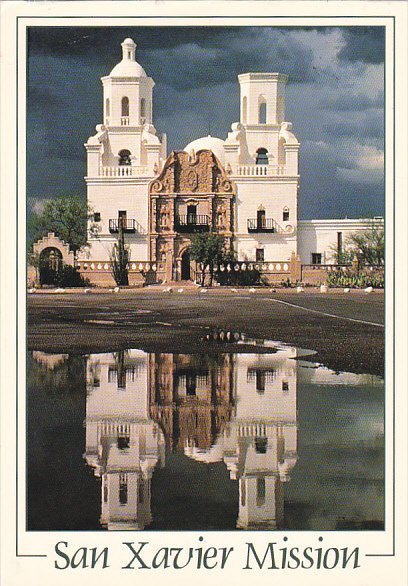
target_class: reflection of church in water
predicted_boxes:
[83,345,298,530]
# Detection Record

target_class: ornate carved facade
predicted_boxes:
[149,150,235,281]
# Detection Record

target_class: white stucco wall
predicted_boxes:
[297,218,384,264]
[234,178,298,260]
[84,179,150,261]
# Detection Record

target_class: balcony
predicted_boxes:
[175,214,210,232]
[109,219,136,233]
[248,218,280,233]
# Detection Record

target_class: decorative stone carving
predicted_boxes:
[151,180,163,193]
[149,150,233,196]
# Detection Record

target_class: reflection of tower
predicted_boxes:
[149,353,234,451]
[234,347,298,529]
[183,345,298,530]
[84,350,165,530]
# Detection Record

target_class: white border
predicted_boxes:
[1,2,407,585]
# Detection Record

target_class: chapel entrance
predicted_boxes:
[181,249,191,281]
[39,247,63,285]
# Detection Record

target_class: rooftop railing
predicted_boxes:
[99,165,149,177]
[234,164,285,176]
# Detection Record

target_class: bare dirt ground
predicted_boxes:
[27,287,385,376]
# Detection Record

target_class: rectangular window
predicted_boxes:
[94,212,101,222]
[311,253,322,265]
[138,483,144,504]
[256,477,266,506]
[283,210,289,222]
[256,370,265,392]
[256,248,265,262]
[282,381,289,392]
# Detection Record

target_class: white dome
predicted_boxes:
[109,60,147,78]
[184,135,225,165]
[109,38,147,77]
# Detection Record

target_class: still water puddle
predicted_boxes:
[27,341,384,531]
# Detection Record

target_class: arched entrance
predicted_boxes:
[181,249,191,281]
[39,247,63,285]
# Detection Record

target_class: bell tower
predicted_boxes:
[101,38,154,129]
[238,72,288,164]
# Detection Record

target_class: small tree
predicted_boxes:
[347,221,384,266]
[27,251,41,286]
[28,196,92,262]
[190,232,228,286]
[330,220,384,266]
[110,224,130,286]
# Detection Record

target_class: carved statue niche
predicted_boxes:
[215,201,227,231]
[158,241,169,263]
[158,201,171,230]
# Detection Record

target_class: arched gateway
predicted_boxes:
[148,149,235,282]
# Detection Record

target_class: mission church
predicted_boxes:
[34,38,378,287]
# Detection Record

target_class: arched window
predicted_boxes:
[259,101,267,124]
[105,98,110,118]
[242,96,247,124]
[256,148,269,165]
[118,149,131,166]
[121,96,129,117]
[283,207,289,222]
[140,98,146,118]
[256,478,266,507]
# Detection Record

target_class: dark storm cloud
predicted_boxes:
[28,26,319,89]
[337,27,385,64]
[319,92,384,111]
[27,26,385,218]
[323,112,384,142]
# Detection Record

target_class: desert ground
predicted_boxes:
[27,287,385,376]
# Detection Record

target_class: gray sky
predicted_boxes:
[27,26,384,219]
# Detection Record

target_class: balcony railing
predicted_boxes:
[100,165,149,177]
[235,164,285,176]
[109,219,136,233]
[175,214,210,232]
[248,218,281,233]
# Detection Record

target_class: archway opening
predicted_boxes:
[39,247,63,285]
[118,149,131,166]
[256,148,269,165]
[181,249,191,281]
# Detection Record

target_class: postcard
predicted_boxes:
[0,1,407,585]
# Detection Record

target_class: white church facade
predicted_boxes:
[73,38,381,286]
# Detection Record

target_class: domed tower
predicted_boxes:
[83,39,166,275]
[102,38,153,129]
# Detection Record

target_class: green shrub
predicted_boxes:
[326,269,384,289]
[215,267,261,286]
[55,265,91,287]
